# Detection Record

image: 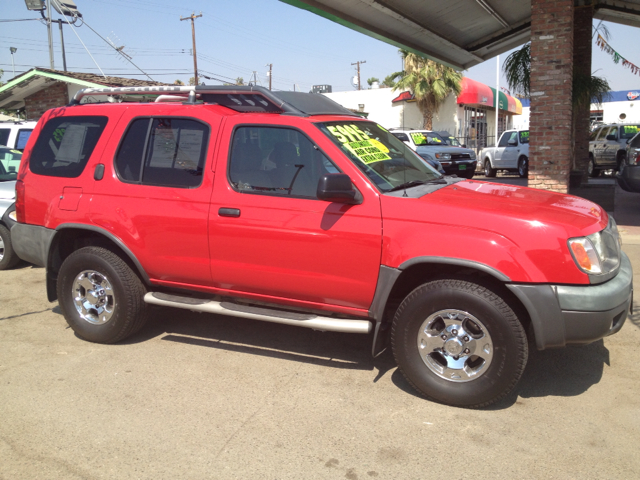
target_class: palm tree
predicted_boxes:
[391,50,463,130]
[503,43,611,106]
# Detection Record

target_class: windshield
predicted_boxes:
[0,148,22,182]
[317,121,442,193]
[409,131,446,146]
[621,125,640,140]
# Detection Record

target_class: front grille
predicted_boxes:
[451,153,471,160]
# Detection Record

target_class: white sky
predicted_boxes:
[1,0,638,93]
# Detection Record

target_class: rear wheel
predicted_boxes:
[617,152,627,171]
[0,224,20,270]
[484,159,496,177]
[518,156,528,178]
[391,279,528,408]
[588,156,600,178]
[57,246,149,344]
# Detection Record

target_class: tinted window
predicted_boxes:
[16,129,33,150]
[0,129,9,146]
[498,132,512,147]
[519,131,529,144]
[229,126,337,199]
[595,127,608,141]
[115,117,209,188]
[392,133,410,142]
[0,148,22,182]
[29,116,108,178]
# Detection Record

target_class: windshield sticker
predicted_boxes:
[327,125,391,164]
[410,132,428,145]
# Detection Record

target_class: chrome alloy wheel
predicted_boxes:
[72,270,116,325]
[417,309,493,382]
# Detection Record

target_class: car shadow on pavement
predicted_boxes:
[389,341,610,410]
[120,307,610,409]
[124,306,397,377]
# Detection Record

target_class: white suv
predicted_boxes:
[0,121,37,150]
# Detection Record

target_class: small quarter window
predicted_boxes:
[29,116,108,178]
[115,117,209,188]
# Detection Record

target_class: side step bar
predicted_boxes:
[144,292,372,334]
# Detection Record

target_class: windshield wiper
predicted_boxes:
[387,180,428,192]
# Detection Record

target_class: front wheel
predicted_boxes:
[588,156,600,178]
[484,159,496,177]
[518,156,528,178]
[57,246,149,344]
[391,279,528,408]
[0,224,20,270]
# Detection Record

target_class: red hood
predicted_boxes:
[380,180,607,284]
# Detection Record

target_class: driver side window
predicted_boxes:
[229,126,338,199]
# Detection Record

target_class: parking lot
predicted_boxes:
[2,182,640,479]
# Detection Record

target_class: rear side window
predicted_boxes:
[0,129,9,146]
[115,117,209,188]
[16,129,33,150]
[29,116,108,178]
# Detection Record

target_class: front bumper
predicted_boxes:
[440,160,477,176]
[507,252,633,350]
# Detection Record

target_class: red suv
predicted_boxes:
[13,86,633,408]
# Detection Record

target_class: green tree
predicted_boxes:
[174,79,184,85]
[236,77,244,86]
[391,50,463,130]
[366,77,379,88]
[381,73,397,88]
[188,77,196,86]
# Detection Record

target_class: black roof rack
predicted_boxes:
[69,85,358,117]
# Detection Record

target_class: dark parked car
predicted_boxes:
[616,131,640,193]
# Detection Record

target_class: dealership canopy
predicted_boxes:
[281,0,640,69]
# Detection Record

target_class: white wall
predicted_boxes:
[600,100,640,124]
[323,89,400,128]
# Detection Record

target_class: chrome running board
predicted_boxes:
[144,292,372,334]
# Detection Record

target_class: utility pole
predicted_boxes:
[181,12,202,85]
[266,64,273,90]
[46,0,54,69]
[57,20,67,71]
[10,47,17,77]
[352,60,366,90]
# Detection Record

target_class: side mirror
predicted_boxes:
[461,144,467,148]
[507,139,517,146]
[317,173,358,203]
[606,134,617,141]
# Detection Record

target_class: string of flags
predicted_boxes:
[596,34,640,76]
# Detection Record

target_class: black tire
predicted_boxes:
[391,279,528,408]
[517,156,528,178]
[0,224,20,270]
[484,159,496,177]
[588,156,600,178]
[57,246,149,344]
[464,168,475,179]
[617,152,626,171]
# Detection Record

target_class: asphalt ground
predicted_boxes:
[1,180,639,479]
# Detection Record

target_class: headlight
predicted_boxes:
[568,217,621,277]
[435,153,451,160]
[8,211,17,221]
